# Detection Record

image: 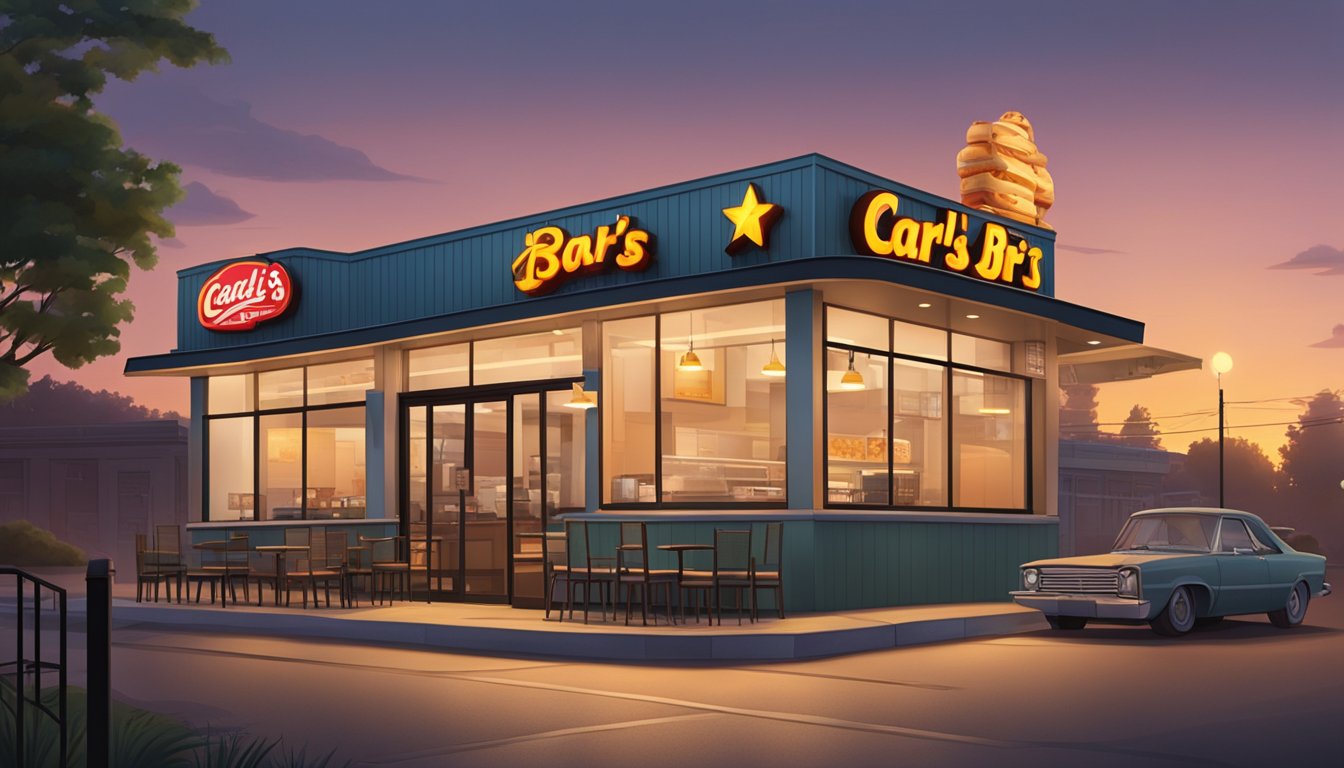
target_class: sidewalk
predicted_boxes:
[108,596,1046,662]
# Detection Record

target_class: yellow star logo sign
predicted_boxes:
[722,183,783,255]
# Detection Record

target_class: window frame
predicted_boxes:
[822,303,1033,514]
[600,300,789,511]
[203,363,371,523]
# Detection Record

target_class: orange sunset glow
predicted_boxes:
[25,1,1340,465]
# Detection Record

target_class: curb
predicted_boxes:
[109,602,1047,662]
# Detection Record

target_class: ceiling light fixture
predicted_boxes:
[562,382,597,410]
[839,350,865,390]
[1086,340,1102,346]
[761,339,786,377]
[918,302,932,309]
[965,314,980,320]
[677,314,703,371]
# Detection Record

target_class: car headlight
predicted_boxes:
[1023,568,1040,592]
[1117,568,1139,598]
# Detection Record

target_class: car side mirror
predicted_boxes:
[1233,547,1255,556]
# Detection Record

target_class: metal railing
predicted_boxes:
[1,567,69,768]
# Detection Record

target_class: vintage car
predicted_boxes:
[1012,508,1331,636]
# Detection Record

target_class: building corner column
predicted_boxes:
[188,377,206,522]
[785,289,821,509]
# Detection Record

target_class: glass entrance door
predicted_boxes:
[402,383,585,604]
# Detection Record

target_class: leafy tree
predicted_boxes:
[1173,436,1279,517]
[0,374,182,425]
[1118,404,1162,449]
[1278,390,1344,556]
[1059,383,1102,441]
[0,1,227,401]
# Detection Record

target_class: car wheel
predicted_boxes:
[1150,586,1196,636]
[1046,616,1087,630]
[1267,581,1309,629]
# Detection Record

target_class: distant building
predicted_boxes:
[0,420,188,569]
[1058,439,1185,555]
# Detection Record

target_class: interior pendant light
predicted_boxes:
[677,314,703,371]
[562,382,597,410]
[761,339,786,377]
[839,350,866,390]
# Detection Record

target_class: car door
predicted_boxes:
[1212,518,1269,615]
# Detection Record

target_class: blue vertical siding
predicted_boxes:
[170,154,1056,357]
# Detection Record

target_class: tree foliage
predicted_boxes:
[0,373,181,425]
[1059,383,1102,441]
[1175,436,1279,518]
[0,0,227,401]
[1118,404,1162,449]
[1278,390,1344,506]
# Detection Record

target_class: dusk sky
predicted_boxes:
[36,0,1341,462]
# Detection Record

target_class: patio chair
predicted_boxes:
[361,535,411,604]
[153,524,187,602]
[134,533,169,603]
[542,531,573,621]
[681,529,754,626]
[751,522,785,620]
[189,534,251,607]
[342,544,373,607]
[616,522,677,626]
[564,520,615,623]
[285,530,344,608]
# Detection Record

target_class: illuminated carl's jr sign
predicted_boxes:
[512,215,654,296]
[197,260,294,332]
[850,190,1044,291]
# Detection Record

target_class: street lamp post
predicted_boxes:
[1211,352,1234,508]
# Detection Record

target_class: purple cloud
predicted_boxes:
[1269,244,1344,275]
[1057,244,1124,255]
[103,86,425,183]
[167,182,255,226]
[1310,324,1344,348]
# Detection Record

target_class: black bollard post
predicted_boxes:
[85,559,113,768]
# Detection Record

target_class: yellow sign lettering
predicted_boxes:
[513,216,654,296]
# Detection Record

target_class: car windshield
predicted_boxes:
[1113,514,1219,553]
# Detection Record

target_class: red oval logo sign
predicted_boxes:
[197,260,294,332]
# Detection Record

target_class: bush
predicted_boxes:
[0,520,86,566]
[1285,533,1322,555]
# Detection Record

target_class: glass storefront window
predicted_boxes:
[208,417,254,521]
[823,304,1028,512]
[258,367,304,410]
[407,343,469,391]
[952,333,1011,372]
[603,316,656,504]
[208,374,253,414]
[259,413,303,520]
[825,347,889,505]
[891,358,946,506]
[952,371,1026,509]
[474,328,581,386]
[307,359,374,406]
[894,319,948,361]
[659,301,786,504]
[545,389,587,516]
[305,407,366,518]
[827,306,888,351]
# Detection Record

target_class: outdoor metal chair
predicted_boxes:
[616,522,677,626]
[542,531,573,621]
[285,530,344,608]
[361,535,411,604]
[153,524,187,602]
[189,534,251,607]
[563,520,614,623]
[751,522,785,620]
[681,529,754,625]
[134,533,169,603]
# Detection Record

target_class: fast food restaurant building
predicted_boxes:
[125,154,1196,611]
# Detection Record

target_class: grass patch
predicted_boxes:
[1,679,350,767]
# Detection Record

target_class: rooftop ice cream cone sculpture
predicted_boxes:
[957,111,1054,229]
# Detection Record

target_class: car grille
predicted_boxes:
[1039,567,1118,595]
